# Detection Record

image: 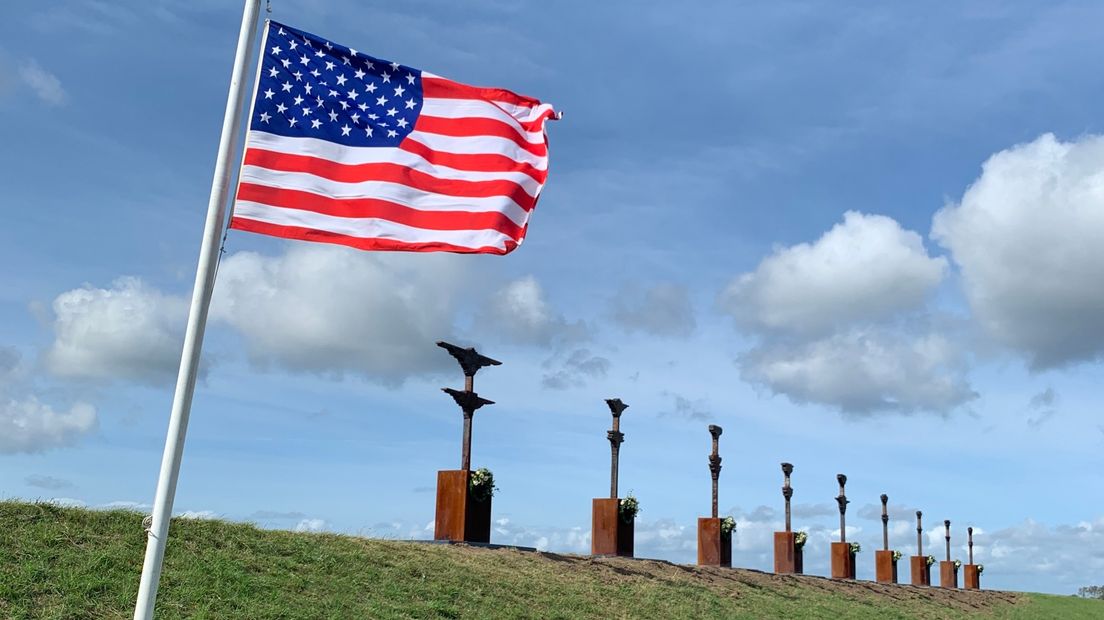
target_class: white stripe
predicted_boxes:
[245,131,543,195]
[421,98,546,143]
[491,101,556,124]
[406,131,548,170]
[239,166,531,226]
[233,200,516,250]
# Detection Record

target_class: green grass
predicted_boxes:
[1,501,1101,619]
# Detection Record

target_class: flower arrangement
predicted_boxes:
[619,494,640,523]
[925,554,936,567]
[953,559,962,569]
[468,467,496,502]
[720,516,736,537]
[794,531,808,549]
[891,550,903,562]
[849,542,861,554]
[977,564,985,575]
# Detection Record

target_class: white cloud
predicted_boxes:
[540,348,610,390]
[294,518,328,532]
[739,325,976,414]
[476,276,587,347]
[1,393,96,455]
[721,212,970,415]
[211,245,466,383]
[19,59,65,105]
[25,474,75,490]
[177,510,218,520]
[44,277,188,384]
[721,211,947,336]
[611,282,696,338]
[932,133,1104,369]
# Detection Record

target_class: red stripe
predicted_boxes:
[398,138,547,184]
[415,115,548,158]
[236,183,527,240]
[244,148,537,210]
[230,217,519,255]
[422,76,543,108]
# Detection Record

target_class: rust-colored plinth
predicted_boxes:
[940,561,958,589]
[773,531,803,574]
[592,498,634,557]
[830,542,855,579]
[697,517,732,567]
[434,470,491,543]
[964,564,981,590]
[910,556,931,586]
[875,550,898,584]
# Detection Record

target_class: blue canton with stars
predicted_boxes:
[251,21,423,147]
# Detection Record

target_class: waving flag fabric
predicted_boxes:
[231,20,559,254]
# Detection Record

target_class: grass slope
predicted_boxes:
[1,501,1100,619]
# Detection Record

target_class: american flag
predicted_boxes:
[231,20,559,255]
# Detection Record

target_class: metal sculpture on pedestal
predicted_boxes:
[830,474,854,579]
[911,510,930,586]
[940,519,958,589]
[964,526,982,590]
[875,493,897,583]
[697,425,730,567]
[433,341,500,543]
[774,463,802,574]
[592,398,633,557]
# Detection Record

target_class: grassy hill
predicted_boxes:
[1,501,1100,619]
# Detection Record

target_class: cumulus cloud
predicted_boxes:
[932,133,1104,369]
[19,59,65,105]
[44,277,188,384]
[476,276,587,346]
[0,346,97,454]
[721,211,947,336]
[721,212,971,415]
[294,518,328,532]
[740,326,976,414]
[210,245,465,383]
[540,348,611,389]
[611,282,696,338]
[977,517,1104,591]
[0,398,96,454]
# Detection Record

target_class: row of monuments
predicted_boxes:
[428,342,984,590]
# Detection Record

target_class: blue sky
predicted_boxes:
[2,0,1103,595]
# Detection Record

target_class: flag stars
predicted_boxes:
[354,68,366,80]
[340,125,351,136]
[304,83,313,94]
[282,81,293,92]
[405,98,416,109]
[406,73,415,85]
[347,89,359,100]
[276,103,288,114]
[381,71,391,83]
[315,49,325,58]
[293,95,304,105]
[310,69,321,78]
[350,112,360,123]
[271,45,282,55]
[328,110,338,122]
[386,107,398,117]
[281,58,292,68]
[293,70,303,81]
[387,129,398,138]
[394,85,405,97]
[302,107,312,116]
[311,118,322,129]
[390,61,400,71]
[259,112,272,123]
[263,88,274,99]
[396,118,408,129]
[289,40,298,50]
[289,117,298,127]
[325,61,335,71]
[376,95,387,106]
[329,89,339,98]
[300,55,311,66]
[365,83,377,93]
[339,100,350,110]
[336,75,347,86]
[268,67,279,78]
[357,102,368,111]
[364,126,373,137]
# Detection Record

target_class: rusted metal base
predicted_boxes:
[592,498,634,557]
[940,561,958,589]
[875,550,898,584]
[434,470,491,543]
[830,542,855,579]
[910,556,931,586]
[964,564,981,590]
[696,517,732,567]
[773,531,802,574]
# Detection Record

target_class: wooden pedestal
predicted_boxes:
[592,498,634,557]
[964,564,981,590]
[940,561,958,589]
[830,542,856,579]
[875,550,898,583]
[910,556,931,586]
[697,517,732,567]
[434,470,491,543]
[773,531,803,574]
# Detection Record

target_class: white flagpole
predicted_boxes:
[133,1,262,618]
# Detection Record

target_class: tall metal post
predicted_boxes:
[781,463,793,532]
[916,511,924,555]
[606,398,628,499]
[707,425,723,518]
[835,474,848,543]
[436,341,501,471]
[880,494,889,551]
[944,520,952,562]
[968,526,974,565]
[133,3,262,618]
